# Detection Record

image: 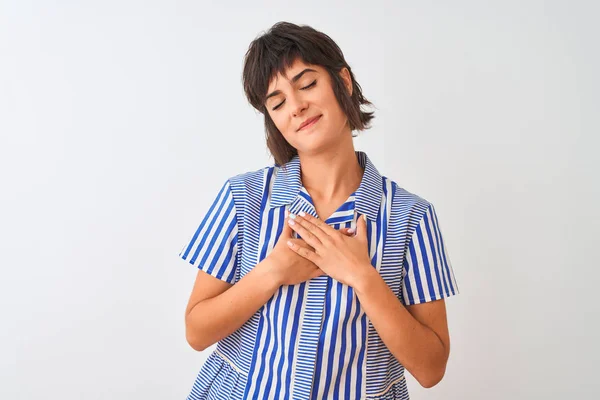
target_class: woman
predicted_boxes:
[178,21,459,400]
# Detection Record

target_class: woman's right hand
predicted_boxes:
[267,211,355,287]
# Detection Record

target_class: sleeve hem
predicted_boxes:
[404,289,460,306]
[179,250,236,285]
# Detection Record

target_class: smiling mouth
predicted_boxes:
[299,115,322,131]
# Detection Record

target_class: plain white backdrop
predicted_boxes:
[1,1,598,399]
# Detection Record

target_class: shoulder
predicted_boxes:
[224,162,280,205]
[226,163,274,190]
[381,175,434,220]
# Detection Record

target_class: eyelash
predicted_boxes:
[272,80,317,111]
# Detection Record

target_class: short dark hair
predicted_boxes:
[242,21,376,166]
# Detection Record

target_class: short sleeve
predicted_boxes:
[178,179,240,285]
[401,203,459,305]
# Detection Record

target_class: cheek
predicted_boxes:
[269,114,293,143]
[324,91,342,113]
[272,115,289,134]
[326,100,347,126]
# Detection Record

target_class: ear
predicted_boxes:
[339,67,353,96]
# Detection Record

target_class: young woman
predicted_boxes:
[178,21,459,400]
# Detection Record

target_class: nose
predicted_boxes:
[288,92,308,117]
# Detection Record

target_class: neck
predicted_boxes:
[297,143,364,202]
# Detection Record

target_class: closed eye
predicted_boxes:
[272,80,317,111]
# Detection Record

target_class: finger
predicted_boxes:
[296,211,338,238]
[288,216,325,250]
[286,237,321,264]
[290,213,337,247]
[289,238,314,251]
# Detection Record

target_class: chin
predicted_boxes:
[298,137,337,155]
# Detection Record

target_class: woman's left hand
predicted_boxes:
[285,211,373,288]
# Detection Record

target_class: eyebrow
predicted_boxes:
[264,68,317,104]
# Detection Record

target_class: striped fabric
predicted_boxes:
[179,150,459,399]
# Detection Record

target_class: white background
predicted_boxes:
[1,1,599,399]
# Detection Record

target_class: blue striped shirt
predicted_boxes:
[179,150,459,399]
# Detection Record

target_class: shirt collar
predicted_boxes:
[269,150,383,222]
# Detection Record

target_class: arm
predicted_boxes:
[353,266,450,388]
[185,258,280,351]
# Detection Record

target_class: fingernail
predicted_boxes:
[298,211,306,217]
[362,214,367,222]
[285,209,289,217]
[289,213,296,219]
[347,228,355,234]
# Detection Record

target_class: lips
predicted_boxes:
[298,115,322,131]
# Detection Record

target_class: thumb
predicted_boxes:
[310,268,325,279]
[356,213,368,241]
[282,210,293,238]
[339,227,354,236]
